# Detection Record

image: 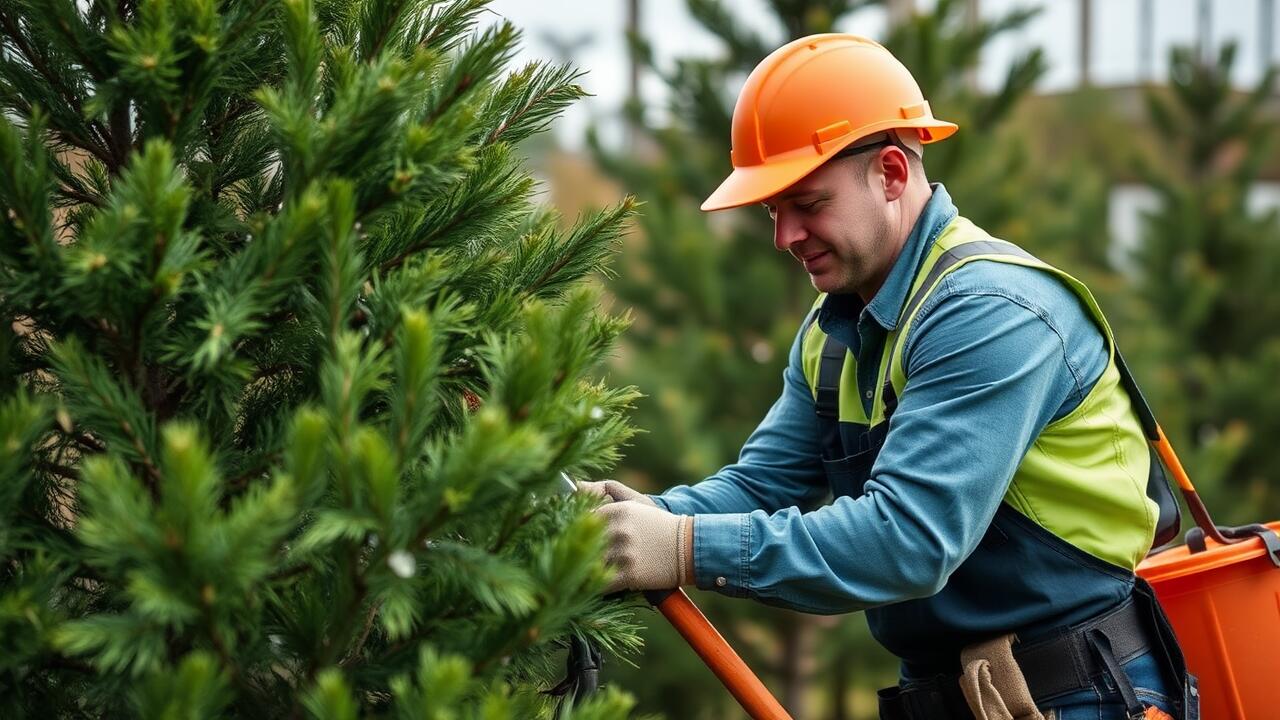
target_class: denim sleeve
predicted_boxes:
[648,323,829,516]
[689,267,1107,614]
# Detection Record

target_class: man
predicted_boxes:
[582,35,1194,720]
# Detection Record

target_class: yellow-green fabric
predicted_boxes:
[802,216,1157,571]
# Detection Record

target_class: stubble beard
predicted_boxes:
[818,213,894,298]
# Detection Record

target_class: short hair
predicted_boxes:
[832,129,926,177]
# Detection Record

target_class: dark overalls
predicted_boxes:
[805,238,1198,719]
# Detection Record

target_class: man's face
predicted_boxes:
[761,151,895,297]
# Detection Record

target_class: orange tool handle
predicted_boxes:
[1115,353,1241,546]
[1152,425,1237,545]
[644,588,793,720]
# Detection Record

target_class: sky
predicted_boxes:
[482,0,1280,148]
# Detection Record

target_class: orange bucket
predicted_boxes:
[1137,521,1280,719]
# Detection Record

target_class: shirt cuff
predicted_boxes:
[693,513,752,597]
[648,494,671,511]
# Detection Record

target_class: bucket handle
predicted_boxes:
[1184,523,1280,566]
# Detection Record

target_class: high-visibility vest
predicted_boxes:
[800,215,1160,675]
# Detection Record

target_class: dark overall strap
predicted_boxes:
[877,239,1038,398]
[1086,630,1149,720]
[816,336,845,421]
[801,307,847,461]
[1112,351,1183,548]
[867,241,1041,430]
[814,240,1042,444]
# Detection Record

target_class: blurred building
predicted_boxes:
[1056,0,1280,271]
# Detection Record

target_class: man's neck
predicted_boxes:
[857,183,934,303]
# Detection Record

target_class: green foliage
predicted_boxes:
[0,0,646,716]
[882,0,1048,239]
[1130,43,1280,520]
[134,651,234,719]
[382,644,640,720]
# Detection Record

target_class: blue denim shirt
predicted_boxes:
[651,185,1111,614]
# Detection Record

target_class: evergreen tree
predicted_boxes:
[589,1,1048,717]
[1131,42,1280,522]
[0,0,645,717]
[881,0,1046,237]
[887,0,1126,288]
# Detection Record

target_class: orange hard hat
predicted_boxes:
[701,34,958,212]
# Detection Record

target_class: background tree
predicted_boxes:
[1129,42,1280,522]
[0,0,646,717]
[882,0,1045,234]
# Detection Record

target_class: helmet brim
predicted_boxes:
[700,152,827,212]
[700,119,958,212]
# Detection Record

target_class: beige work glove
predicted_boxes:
[595,500,694,593]
[575,479,658,507]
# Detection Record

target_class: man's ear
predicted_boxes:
[877,146,911,202]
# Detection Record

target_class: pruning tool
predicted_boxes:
[548,473,792,720]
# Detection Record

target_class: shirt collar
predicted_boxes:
[819,183,957,333]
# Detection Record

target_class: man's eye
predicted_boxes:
[798,200,821,213]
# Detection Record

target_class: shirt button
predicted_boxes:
[865,390,873,399]
[715,576,727,587]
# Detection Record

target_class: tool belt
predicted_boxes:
[878,584,1196,720]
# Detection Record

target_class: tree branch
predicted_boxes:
[57,183,103,208]
[37,460,79,481]
[338,600,382,667]
[73,431,105,453]
[523,253,573,298]
[488,507,533,554]
[484,81,561,146]
[378,210,471,272]
[0,9,115,166]
[363,0,409,60]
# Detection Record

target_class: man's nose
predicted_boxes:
[773,212,806,253]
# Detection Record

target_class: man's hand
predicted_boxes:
[595,500,694,593]
[575,479,657,507]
